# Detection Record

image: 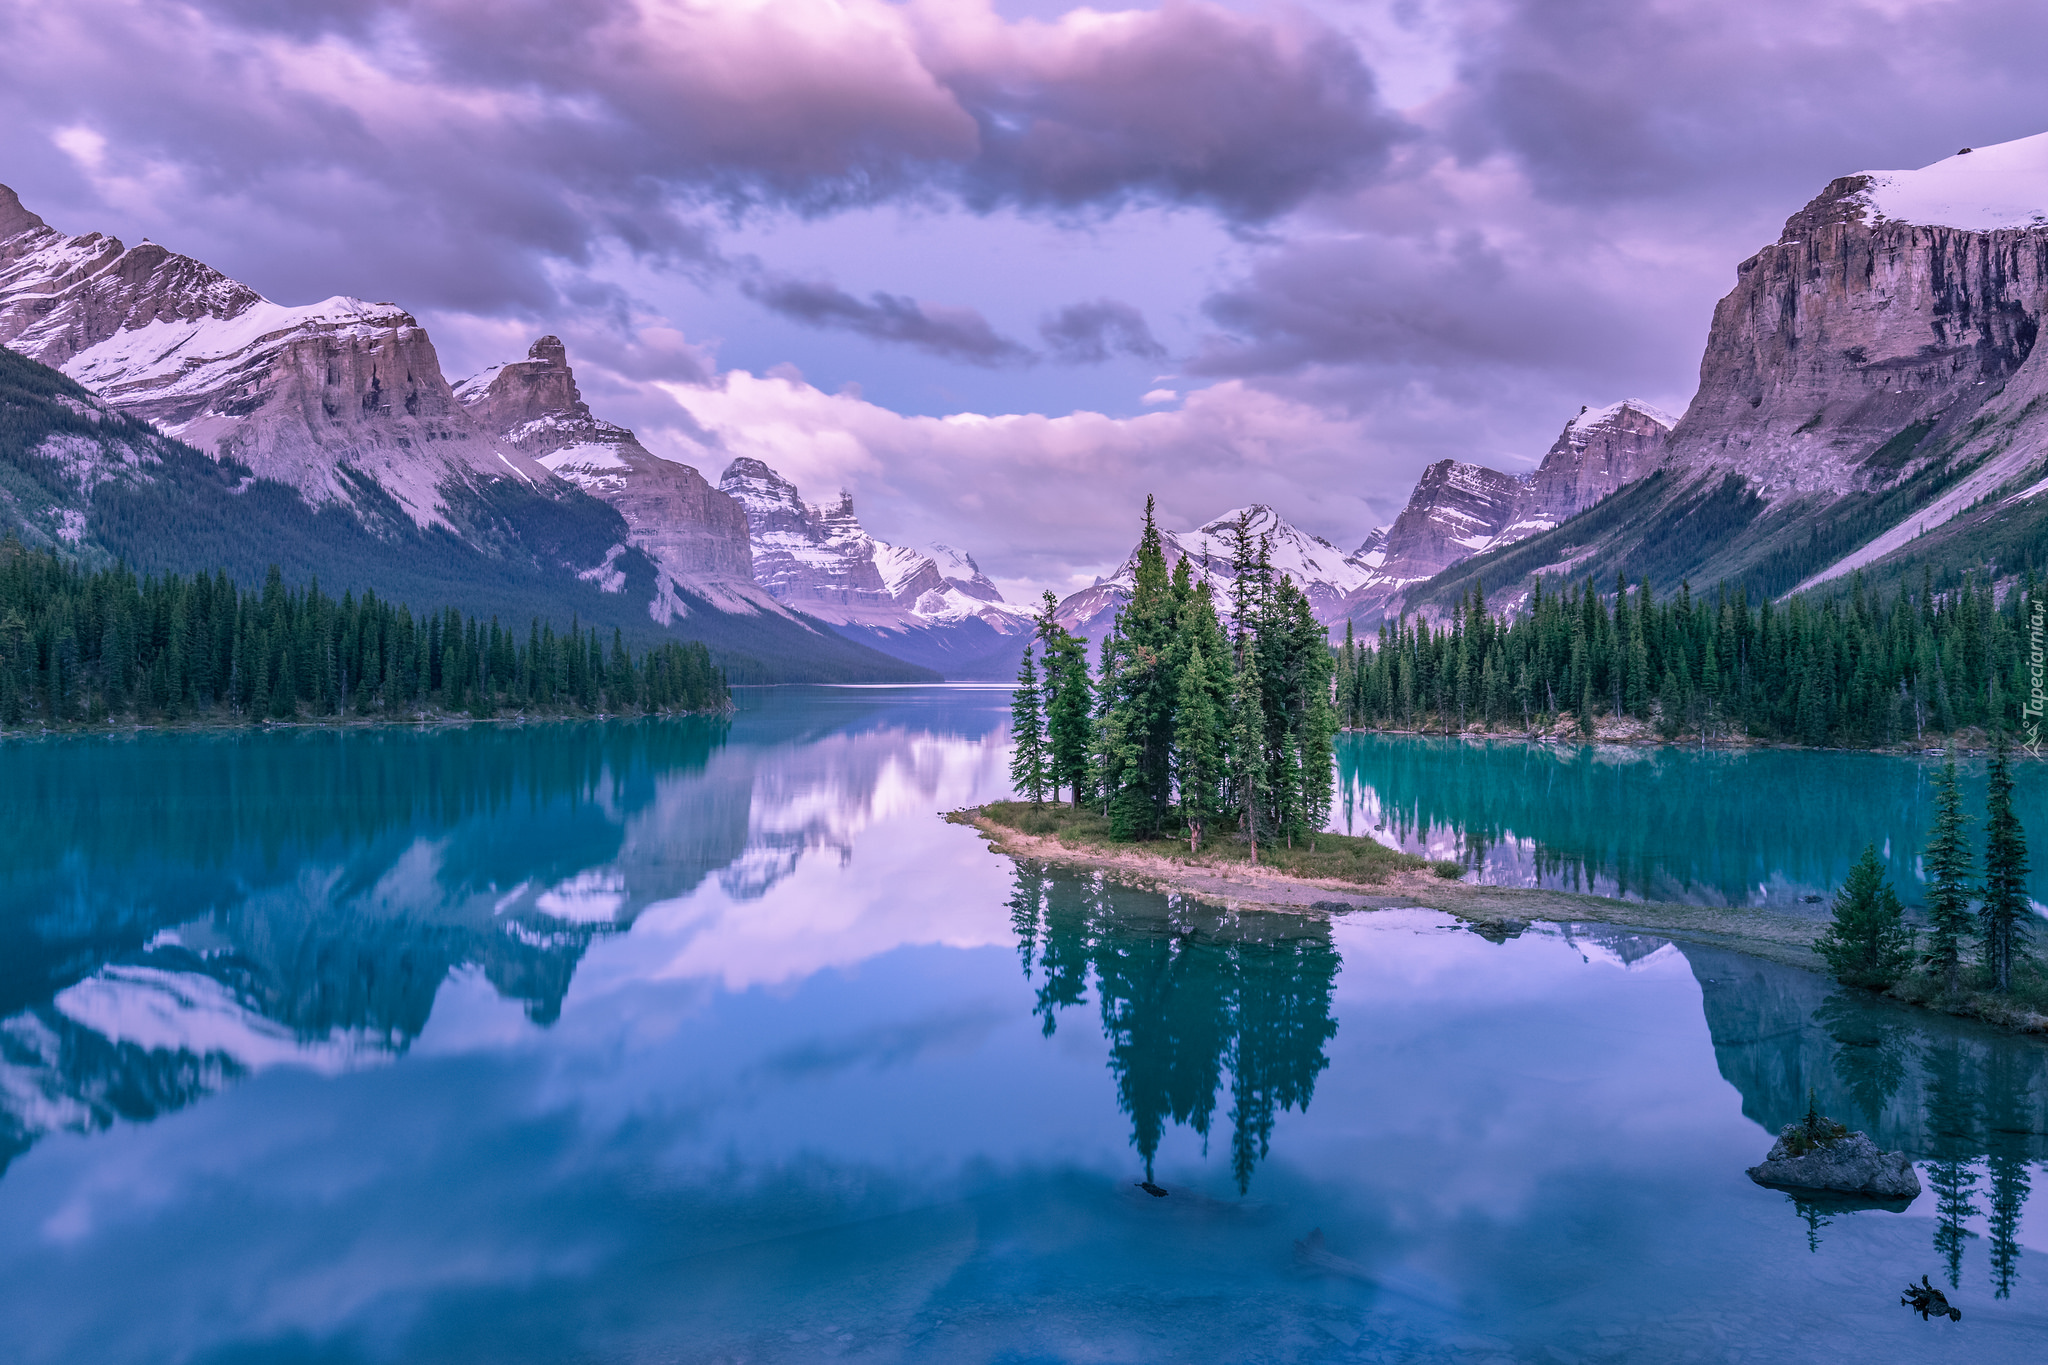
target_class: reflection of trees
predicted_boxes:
[1007,863,1339,1192]
[1685,943,2047,1291]
[1984,1046,2036,1299]
[1336,733,2048,907]
[1813,994,1915,1134]
[1923,1039,1983,1289]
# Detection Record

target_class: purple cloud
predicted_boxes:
[1039,300,1166,364]
[742,273,1035,368]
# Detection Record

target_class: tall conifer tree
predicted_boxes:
[1980,739,2031,994]
[1010,643,1048,803]
[1922,761,1975,995]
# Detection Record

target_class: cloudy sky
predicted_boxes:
[3,0,2044,599]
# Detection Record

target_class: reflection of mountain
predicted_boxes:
[1682,943,2047,1292]
[1007,862,1339,1192]
[1337,734,2048,907]
[0,720,742,1174]
[0,688,1017,1178]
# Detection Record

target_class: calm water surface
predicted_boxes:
[1,688,2044,1363]
[1338,732,2048,909]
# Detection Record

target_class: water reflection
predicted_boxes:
[1007,862,1338,1191]
[1683,942,2048,1288]
[0,688,1014,1177]
[1338,733,2048,908]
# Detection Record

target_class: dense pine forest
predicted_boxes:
[1336,569,2045,748]
[1012,501,1337,850]
[0,539,728,728]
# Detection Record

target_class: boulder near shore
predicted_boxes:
[1746,1110,1922,1200]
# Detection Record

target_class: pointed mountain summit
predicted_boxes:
[1336,399,1675,627]
[1054,504,1379,647]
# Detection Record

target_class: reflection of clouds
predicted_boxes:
[1,949,403,1165]
[0,698,1028,1175]
[585,726,1018,995]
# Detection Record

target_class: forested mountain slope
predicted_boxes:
[0,347,931,682]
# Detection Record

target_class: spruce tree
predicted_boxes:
[1231,638,1265,864]
[1173,637,1224,851]
[1980,738,2032,994]
[1922,761,1975,995]
[1815,844,1915,989]
[1010,643,1048,803]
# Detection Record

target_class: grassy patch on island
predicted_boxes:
[962,800,1458,888]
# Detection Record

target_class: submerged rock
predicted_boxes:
[1902,1275,1962,1321]
[1747,1114,1921,1200]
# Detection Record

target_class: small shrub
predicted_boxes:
[1432,860,1466,880]
[1815,845,1914,989]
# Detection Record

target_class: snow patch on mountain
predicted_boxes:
[1854,132,2048,231]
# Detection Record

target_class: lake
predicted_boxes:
[0,687,2043,1363]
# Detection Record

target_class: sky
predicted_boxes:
[3,0,2046,601]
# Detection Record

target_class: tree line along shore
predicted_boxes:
[1335,568,2044,750]
[0,540,729,730]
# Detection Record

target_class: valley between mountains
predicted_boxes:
[7,131,2048,681]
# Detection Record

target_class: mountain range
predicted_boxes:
[0,184,1033,680]
[9,130,2048,677]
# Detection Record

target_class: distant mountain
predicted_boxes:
[1409,134,2048,617]
[1339,400,1675,628]
[717,457,1033,676]
[0,186,927,682]
[1055,503,1378,647]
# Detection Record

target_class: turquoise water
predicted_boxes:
[0,690,2044,1362]
[1337,732,2048,909]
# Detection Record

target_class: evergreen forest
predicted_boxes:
[1336,570,2045,747]
[0,539,728,728]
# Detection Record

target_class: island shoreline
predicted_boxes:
[949,805,2048,1037]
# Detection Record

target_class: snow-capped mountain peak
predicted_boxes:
[716,458,1031,673]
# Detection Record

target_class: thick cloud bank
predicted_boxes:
[0,0,1403,314]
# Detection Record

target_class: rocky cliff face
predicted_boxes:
[1665,140,2048,589]
[0,186,560,528]
[454,337,767,620]
[717,457,1031,675]
[1410,133,2048,612]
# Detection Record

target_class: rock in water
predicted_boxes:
[1747,1119,1921,1200]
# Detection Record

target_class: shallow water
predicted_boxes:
[0,688,2043,1363]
